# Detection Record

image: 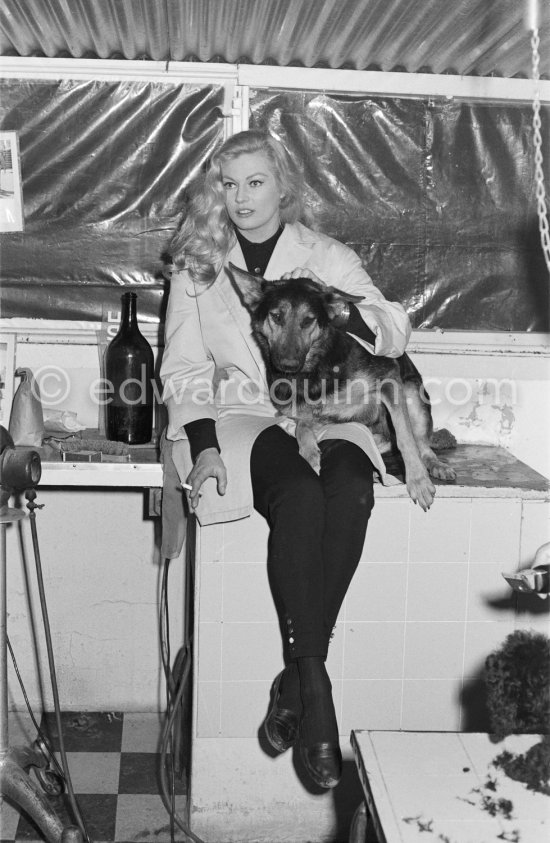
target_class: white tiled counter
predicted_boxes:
[351,730,549,843]
[188,446,549,843]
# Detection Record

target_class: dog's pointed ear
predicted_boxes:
[227,262,266,311]
[322,286,364,321]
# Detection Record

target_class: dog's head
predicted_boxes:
[227,263,363,374]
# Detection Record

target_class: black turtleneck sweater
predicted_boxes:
[183,225,376,461]
[235,224,285,277]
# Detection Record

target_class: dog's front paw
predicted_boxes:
[426,455,456,480]
[299,442,321,474]
[296,420,321,474]
[429,460,457,481]
[407,472,436,511]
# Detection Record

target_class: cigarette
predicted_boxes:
[181,482,202,496]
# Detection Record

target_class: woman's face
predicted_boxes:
[221,151,282,242]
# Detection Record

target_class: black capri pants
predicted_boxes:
[250,425,375,661]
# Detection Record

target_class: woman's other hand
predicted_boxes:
[280,268,324,284]
[186,447,227,509]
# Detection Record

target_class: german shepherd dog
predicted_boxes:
[228,264,456,511]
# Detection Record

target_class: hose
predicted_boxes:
[157,518,208,843]
[158,644,206,842]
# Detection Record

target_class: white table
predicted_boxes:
[351,730,549,843]
[35,433,162,489]
[40,458,162,487]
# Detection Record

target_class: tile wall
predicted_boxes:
[194,493,550,739]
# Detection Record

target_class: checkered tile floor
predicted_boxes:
[1,711,188,842]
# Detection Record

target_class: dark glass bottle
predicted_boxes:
[104,292,154,444]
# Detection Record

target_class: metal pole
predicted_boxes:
[0,522,8,755]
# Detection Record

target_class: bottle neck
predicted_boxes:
[120,293,138,331]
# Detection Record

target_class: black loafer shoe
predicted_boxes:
[299,740,342,789]
[263,669,299,753]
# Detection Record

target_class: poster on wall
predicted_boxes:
[0,131,24,232]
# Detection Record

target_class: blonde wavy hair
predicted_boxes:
[170,130,311,286]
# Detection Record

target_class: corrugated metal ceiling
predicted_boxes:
[1,0,549,79]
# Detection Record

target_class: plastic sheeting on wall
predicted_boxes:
[250,90,549,331]
[0,78,225,321]
[1,78,548,330]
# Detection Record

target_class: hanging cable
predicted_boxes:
[159,555,177,842]
[527,2,550,273]
[157,516,208,843]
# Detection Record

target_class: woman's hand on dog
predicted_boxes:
[280,268,351,322]
[186,447,227,508]
[281,267,324,284]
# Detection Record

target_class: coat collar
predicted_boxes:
[262,221,315,279]
[212,222,316,385]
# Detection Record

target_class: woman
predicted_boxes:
[160,129,410,789]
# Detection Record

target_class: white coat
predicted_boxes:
[160,221,411,537]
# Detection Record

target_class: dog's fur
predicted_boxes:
[484,630,550,795]
[485,630,550,738]
[229,264,456,510]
